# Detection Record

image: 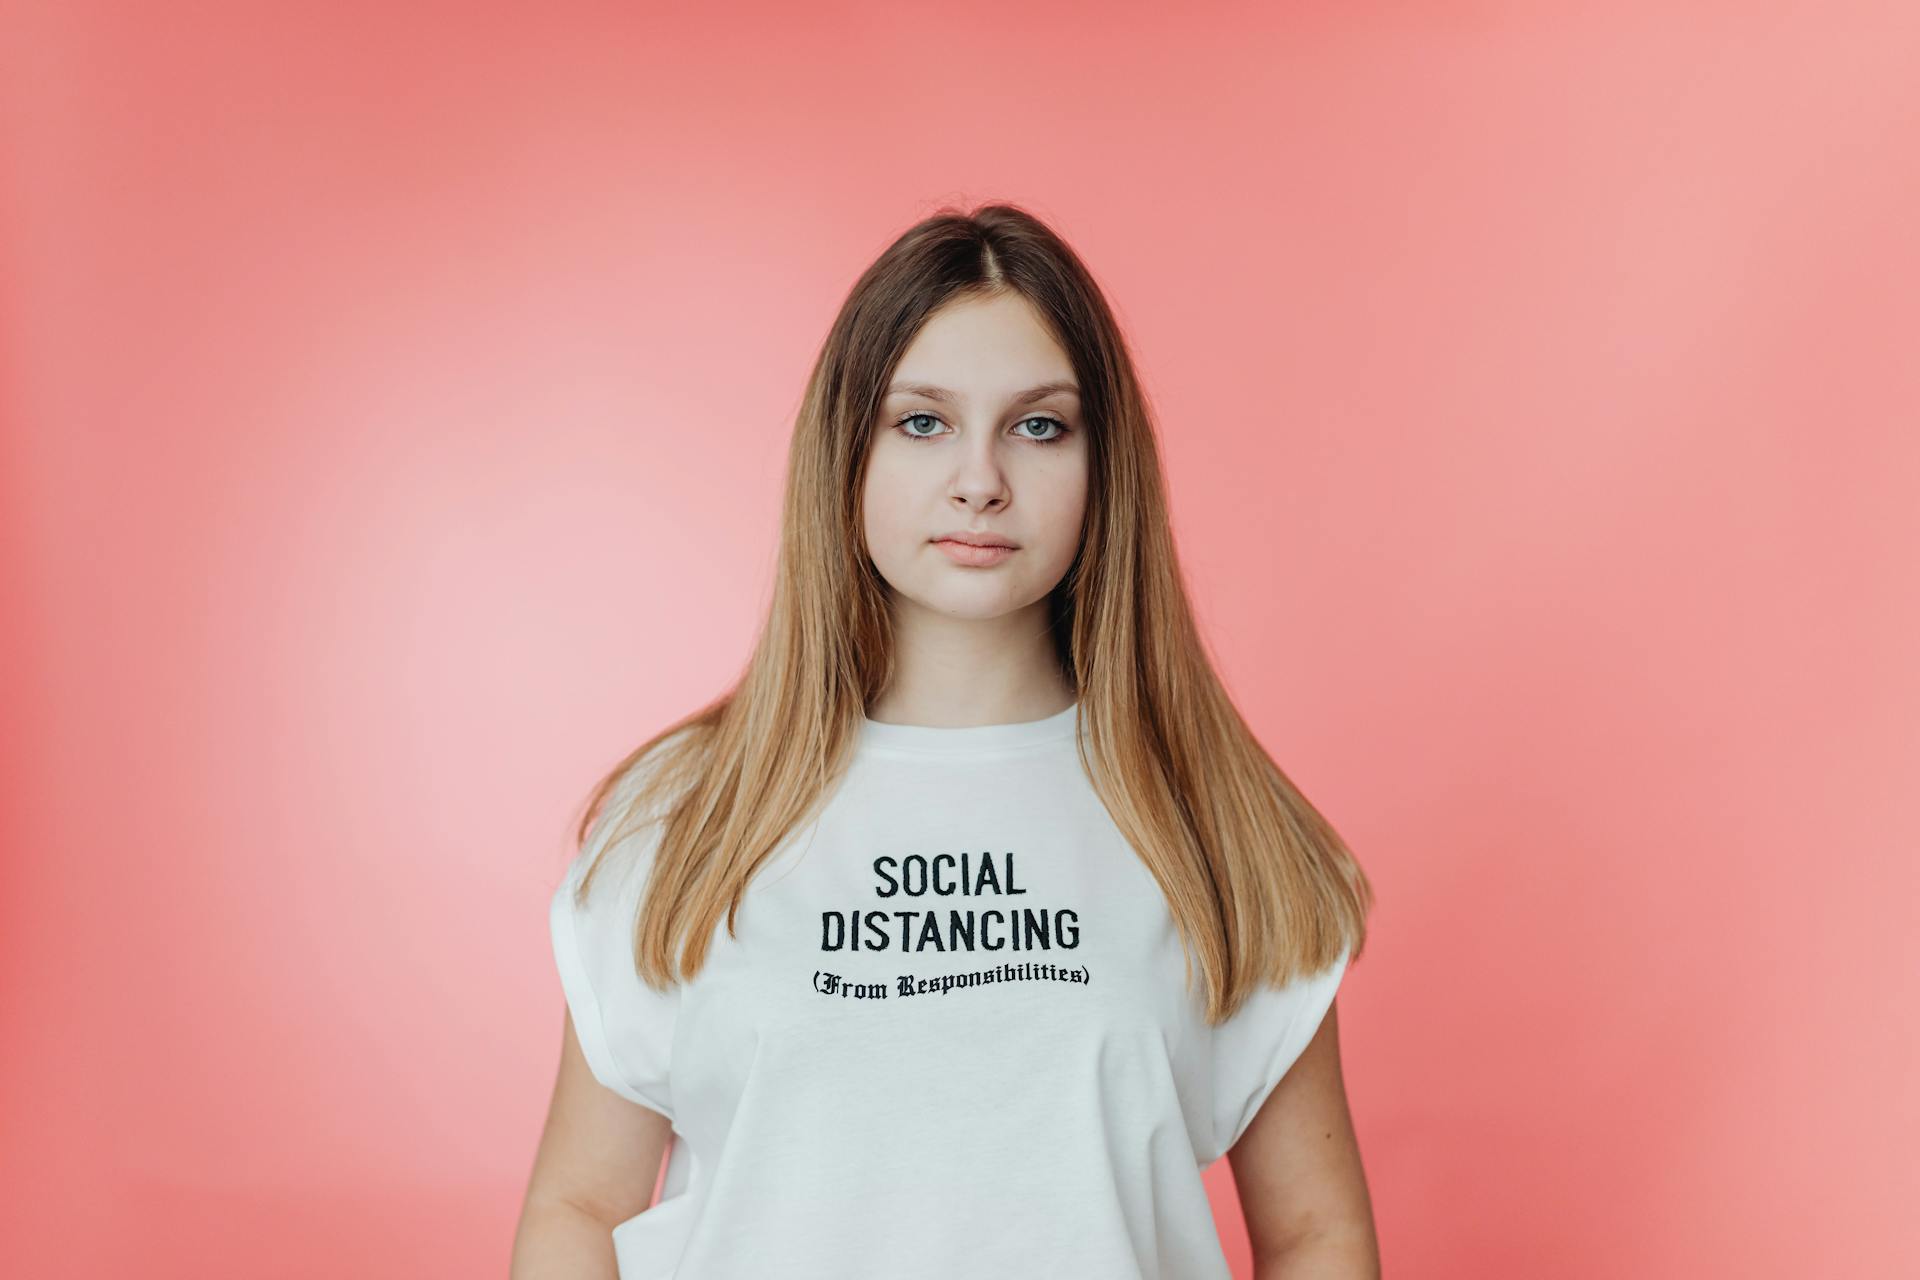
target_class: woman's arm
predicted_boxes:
[1226,1001,1381,1279]
[510,1010,674,1279]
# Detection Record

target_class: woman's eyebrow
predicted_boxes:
[886,380,1081,406]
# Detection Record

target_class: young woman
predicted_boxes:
[512,204,1378,1279]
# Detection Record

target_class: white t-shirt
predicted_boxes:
[549,700,1349,1280]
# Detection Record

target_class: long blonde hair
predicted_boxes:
[570,202,1372,1025]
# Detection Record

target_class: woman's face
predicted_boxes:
[861,291,1090,623]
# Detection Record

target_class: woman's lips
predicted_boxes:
[933,539,1016,567]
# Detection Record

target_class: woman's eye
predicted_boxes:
[1015,415,1068,442]
[898,412,944,439]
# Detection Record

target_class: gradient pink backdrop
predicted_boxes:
[3,2,1915,1276]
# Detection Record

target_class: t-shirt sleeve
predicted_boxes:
[548,795,681,1122]
[1205,945,1350,1162]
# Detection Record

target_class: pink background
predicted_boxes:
[4,3,1915,1276]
